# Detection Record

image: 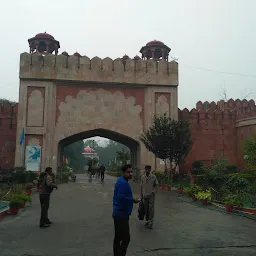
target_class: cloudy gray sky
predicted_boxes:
[0,0,255,110]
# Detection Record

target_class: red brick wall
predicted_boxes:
[181,99,256,171]
[0,103,18,169]
[179,108,236,171]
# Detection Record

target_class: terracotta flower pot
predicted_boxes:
[161,185,165,190]
[178,188,183,194]
[26,190,32,196]
[10,207,19,215]
[225,205,233,212]
[167,186,172,191]
[201,199,207,205]
[192,195,198,201]
[20,201,26,208]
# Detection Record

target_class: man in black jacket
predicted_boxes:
[38,167,58,228]
[100,164,106,181]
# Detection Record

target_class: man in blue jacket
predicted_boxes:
[112,164,140,256]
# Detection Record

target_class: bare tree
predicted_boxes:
[240,88,253,100]
[219,85,228,101]
[220,83,253,101]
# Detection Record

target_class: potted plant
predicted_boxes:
[196,190,211,205]
[25,183,34,196]
[183,187,193,197]
[191,185,201,201]
[177,185,183,194]
[9,200,23,215]
[223,194,242,212]
[17,193,32,208]
[167,182,172,191]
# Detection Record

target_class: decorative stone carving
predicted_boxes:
[156,95,170,116]
[28,137,40,146]
[27,89,44,126]
[55,89,143,141]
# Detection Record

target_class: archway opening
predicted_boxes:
[58,129,140,173]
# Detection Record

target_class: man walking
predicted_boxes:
[99,164,106,181]
[112,164,140,256]
[140,165,159,229]
[38,167,58,228]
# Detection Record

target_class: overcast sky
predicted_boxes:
[0,0,255,110]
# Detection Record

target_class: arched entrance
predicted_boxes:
[58,129,140,169]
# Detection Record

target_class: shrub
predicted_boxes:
[223,194,242,207]
[9,200,23,208]
[196,190,211,201]
[190,184,202,195]
[16,193,31,202]
[152,171,166,183]
[225,175,249,193]
[225,165,237,174]
[201,170,226,191]
[191,160,204,175]
[192,160,204,169]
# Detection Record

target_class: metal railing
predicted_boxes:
[210,187,221,202]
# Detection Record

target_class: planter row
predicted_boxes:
[9,200,28,215]
[159,184,183,194]
[56,178,69,184]
[0,189,32,217]
[181,193,256,214]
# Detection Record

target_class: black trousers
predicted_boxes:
[100,172,105,181]
[39,194,50,225]
[113,217,130,256]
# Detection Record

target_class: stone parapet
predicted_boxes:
[19,53,178,86]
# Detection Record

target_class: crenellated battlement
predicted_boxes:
[195,99,256,120]
[19,53,178,86]
[178,107,237,122]
[196,99,256,111]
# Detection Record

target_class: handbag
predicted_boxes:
[138,199,145,221]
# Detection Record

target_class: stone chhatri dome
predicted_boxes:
[28,32,60,55]
[140,40,171,61]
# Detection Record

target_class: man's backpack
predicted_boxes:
[138,200,145,221]
[37,172,47,188]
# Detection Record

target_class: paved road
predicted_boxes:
[0,174,256,256]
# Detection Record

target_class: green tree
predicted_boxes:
[244,134,256,174]
[140,113,192,169]
[63,141,85,171]
[116,148,130,164]
[0,98,16,104]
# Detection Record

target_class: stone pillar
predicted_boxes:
[15,81,27,167]
[151,49,155,59]
[161,49,166,60]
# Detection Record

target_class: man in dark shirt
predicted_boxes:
[100,164,106,181]
[112,164,140,256]
[38,167,58,228]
